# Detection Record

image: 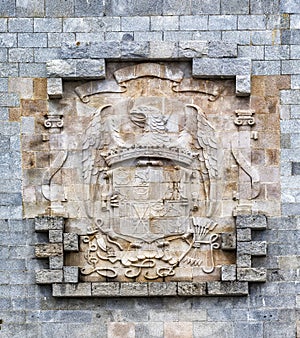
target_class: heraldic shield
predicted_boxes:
[80,96,222,281]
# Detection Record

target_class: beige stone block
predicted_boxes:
[22,151,36,169]
[35,243,63,258]
[21,99,48,116]
[164,322,193,338]
[107,322,135,338]
[34,78,47,99]
[9,107,21,122]
[192,266,221,282]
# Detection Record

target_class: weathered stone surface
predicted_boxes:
[148,282,177,296]
[221,265,237,281]
[35,216,64,231]
[92,282,120,296]
[208,41,237,57]
[36,270,63,284]
[46,59,105,79]
[120,282,148,296]
[47,78,63,99]
[178,41,208,58]
[49,230,63,243]
[63,233,79,252]
[207,281,248,295]
[177,282,206,296]
[236,75,251,96]
[193,57,251,77]
[237,268,267,282]
[237,241,267,256]
[35,243,63,258]
[221,232,236,250]
[52,283,92,297]
[63,266,79,283]
[236,214,267,229]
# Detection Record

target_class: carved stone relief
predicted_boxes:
[23,60,283,293]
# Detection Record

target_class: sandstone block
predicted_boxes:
[47,78,63,99]
[35,243,63,258]
[120,282,148,296]
[148,282,177,296]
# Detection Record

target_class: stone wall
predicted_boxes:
[0,1,300,337]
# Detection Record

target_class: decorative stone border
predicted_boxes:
[34,40,267,297]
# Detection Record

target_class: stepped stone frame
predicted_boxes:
[30,40,277,297]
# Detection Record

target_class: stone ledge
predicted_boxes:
[51,282,249,297]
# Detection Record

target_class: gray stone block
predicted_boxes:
[280,0,300,13]
[63,233,79,251]
[163,0,191,15]
[135,31,163,41]
[208,41,237,57]
[0,33,17,47]
[177,282,206,296]
[252,30,280,45]
[34,18,62,33]
[35,217,65,231]
[89,42,121,58]
[253,60,281,75]
[0,1,15,16]
[92,282,120,296]
[46,59,105,79]
[238,45,264,59]
[291,75,300,89]
[151,16,179,30]
[265,45,290,60]
[236,214,267,229]
[193,58,251,77]
[52,283,92,297]
[221,232,236,250]
[237,228,252,241]
[221,265,237,281]
[0,18,7,32]
[45,0,75,17]
[238,15,266,29]
[63,266,79,283]
[119,282,148,296]
[34,48,61,63]
[16,0,44,17]
[178,41,208,58]
[121,41,150,58]
[237,241,267,256]
[9,18,33,32]
[148,282,177,296]
[221,0,249,14]
[208,15,237,30]
[207,281,248,295]
[237,268,267,282]
[0,93,19,107]
[180,15,208,31]
[149,41,178,59]
[121,16,150,31]
[48,32,75,48]
[47,78,63,99]
[237,253,251,267]
[105,0,163,16]
[234,322,263,338]
[191,0,221,14]
[282,60,300,75]
[8,48,34,63]
[222,30,251,44]
[18,33,47,48]
[281,90,300,104]
[49,256,64,269]
[251,0,279,14]
[36,270,63,284]
[74,0,104,17]
[19,63,47,78]
[236,75,251,96]
[49,230,63,243]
